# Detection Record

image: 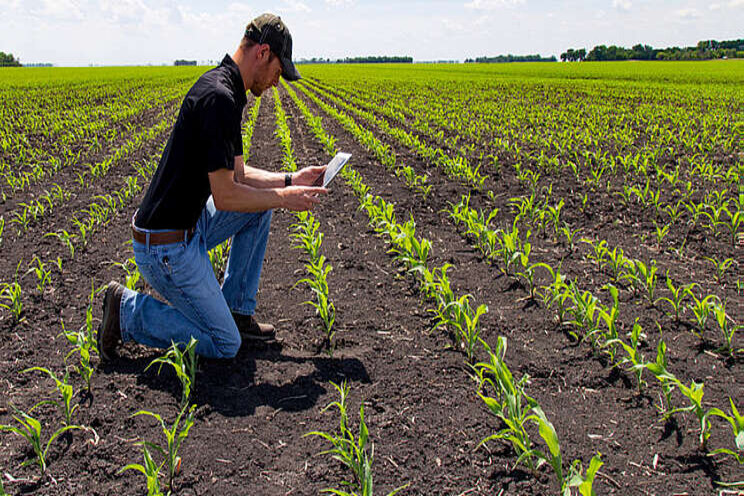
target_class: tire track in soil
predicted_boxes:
[289,84,742,495]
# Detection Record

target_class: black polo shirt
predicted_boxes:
[135,55,248,230]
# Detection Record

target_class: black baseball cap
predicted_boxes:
[245,13,301,81]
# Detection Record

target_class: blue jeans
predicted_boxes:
[119,196,272,359]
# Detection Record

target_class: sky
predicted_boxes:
[1,0,742,66]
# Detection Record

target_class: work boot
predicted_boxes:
[98,281,124,361]
[231,312,276,342]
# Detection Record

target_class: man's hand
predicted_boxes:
[280,185,328,211]
[291,165,327,187]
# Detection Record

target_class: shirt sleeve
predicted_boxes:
[199,91,240,172]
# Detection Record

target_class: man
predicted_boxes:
[98,13,327,360]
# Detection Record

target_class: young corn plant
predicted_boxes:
[130,404,196,493]
[687,293,719,338]
[541,264,572,325]
[440,294,487,364]
[527,406,603,496]
[634,259,659,304]
[112,257,142,290]
[644,340,678,417]
[305,381,409,496]
[475,337,541,472]
[0,403,84,479]
[667,378,721,451]
[146,337,199,407]
[655,275,696,323]
[23,367,79,426]
[704,256,734,284]
[0,280,24,322]
[118,444,165,496]
[607,320,647,392]
[299,256,337,354]
[710,302,742,356]
[25,256,52,294]
[45,229,76,258]
[709,398,744,464]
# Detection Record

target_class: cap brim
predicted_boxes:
[280,56,301,81]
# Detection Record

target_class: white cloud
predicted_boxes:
[325,0,354,6]
[728,0,744,6]
[465,0,525,10]
[709,3,722,9]
[675,7,701,19]
[279,0,311,13]
[612,0,632,11]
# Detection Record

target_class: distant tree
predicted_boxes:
[561,48,587,62]
[0,52,22,67]
[338,56,413,64]
[174,59,197,66]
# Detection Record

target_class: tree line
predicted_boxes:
[562,38,744,62]
[0,52,22,67]
[465,54,557,63]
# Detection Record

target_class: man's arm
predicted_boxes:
[233,156,327,188]
[209,167,327,213]
[233,155,285,188]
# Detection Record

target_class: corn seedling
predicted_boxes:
[440,294,487,363]
[0,403,84,478]
[582,238,608,271]
[644,340,677,417]
[709,398,744,464]
[25,256,52,294]
[23,367,79,426]
[131,404,196,493]
[704,256,734,284]
[119,443,165,496]
[710,302,742,356]
[146,337,199,407]
[527,406,603,496]
[540,264,571,324]
[561,223,582,253]
[0,280,23,322]
[608,320,647,392]
[565,281,602,347]
[45,229,76,258]
[112,257,142,290]
[305,381,409,496]
[298,255,337,353]
[687,293,719,338]
[475,337,542,472]
[653,221,671,249]
[655,275,696,323]
[634,259,659,304]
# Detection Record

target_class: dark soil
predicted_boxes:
[0,81,741,496]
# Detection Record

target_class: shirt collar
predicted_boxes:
[220,54,248,108]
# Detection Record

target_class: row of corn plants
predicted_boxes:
[272,88,338,354]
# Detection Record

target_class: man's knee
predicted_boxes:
[214,334,241,359]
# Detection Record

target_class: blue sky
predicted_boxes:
[1,0,742,65]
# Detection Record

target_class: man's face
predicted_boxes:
[250,46,283,97]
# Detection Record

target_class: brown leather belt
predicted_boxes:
[131,213,195,246]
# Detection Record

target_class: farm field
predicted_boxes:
[0,60,742,495]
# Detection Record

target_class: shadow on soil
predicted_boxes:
[99,343,370,418]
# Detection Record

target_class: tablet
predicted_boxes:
[313,152,352,187]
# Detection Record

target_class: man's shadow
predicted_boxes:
[101,343,370,417]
